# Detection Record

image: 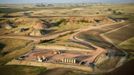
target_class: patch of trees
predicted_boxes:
[112,10,123,15]
[107,8,123,15]
[36,4,54,7]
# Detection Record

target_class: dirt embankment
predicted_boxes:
[6,59,93,72]
[0,30,73,42]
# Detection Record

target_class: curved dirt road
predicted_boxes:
[0,21,126,66]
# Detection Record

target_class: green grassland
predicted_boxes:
[103,3,134,51]
[104,24,134,45]
[39,68,89,75]
[119,37,134,50]
[0,8,28,13]
[0,65,46,75]
[0,39,39,75]
[0,38,32,65]
[0,38,30,54]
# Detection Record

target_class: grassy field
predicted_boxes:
[39,68,89,75]
[0,38,30,55]
[0,38,33,65]
[119,37,134,50]
[104,24,134,45]
[0,65,46,75]
[0,8,28,13]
